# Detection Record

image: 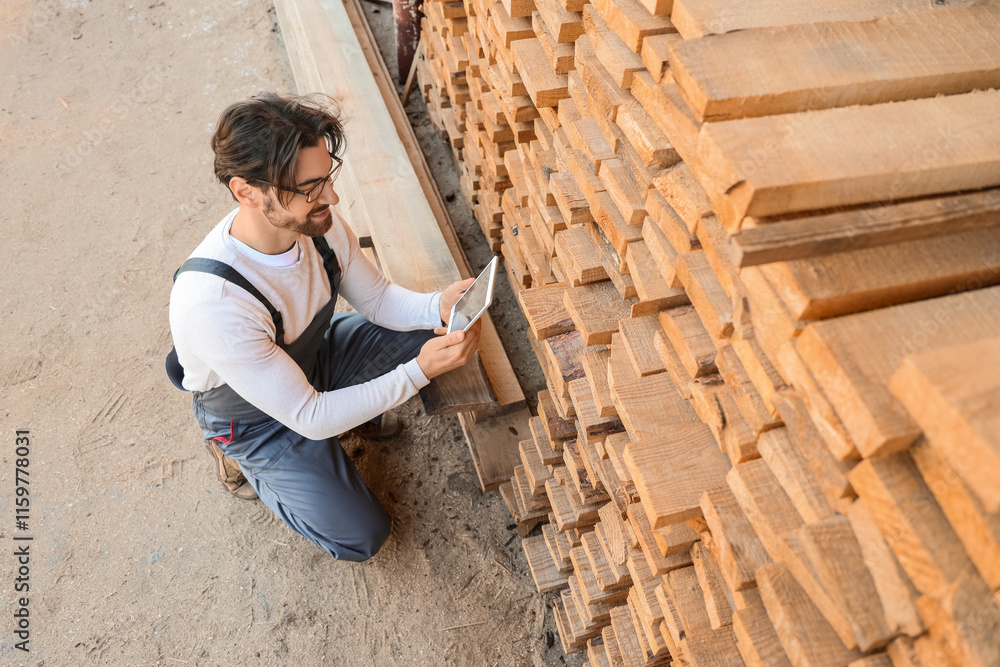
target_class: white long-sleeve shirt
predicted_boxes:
[168,208,442,440]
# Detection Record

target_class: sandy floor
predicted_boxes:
[0,1,580,664]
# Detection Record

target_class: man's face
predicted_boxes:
[259,139,339,238]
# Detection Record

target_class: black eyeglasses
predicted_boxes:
[259,156,343,203]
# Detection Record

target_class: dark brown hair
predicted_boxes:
[211,92,346,207]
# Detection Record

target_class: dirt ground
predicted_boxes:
[0,1,584,664]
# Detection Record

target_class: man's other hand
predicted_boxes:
[416,320,483,379]
[439,277,476,326]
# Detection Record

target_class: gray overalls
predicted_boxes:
[167,236,435,561]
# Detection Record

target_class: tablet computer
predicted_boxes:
[447,256,499,334]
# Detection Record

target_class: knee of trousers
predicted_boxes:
[316,505,392,562]
[355,512,392,561]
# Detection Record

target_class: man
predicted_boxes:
[168,92,482,562]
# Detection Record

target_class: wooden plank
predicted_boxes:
[627,502,693,577]
[845,500,925,639]
[524,534,572,591]
[658,305,717,378]
[533,15,576,76]
[652,522,699,558]
[517,284,575,339]
[682,626,745,666]
[774,342,858,462]
[600,160,648,226]
[759,227,1000,320]
[794,285,1000,458]
[609,603,648,667]
[617,102,680,172]
[582,347,618,418]
[550,173,595,227]
[916,563,1000,667]
[419,353,498,415]
[756,562,863,667]
[731,189,1000,268]
[543,329,588,403]
[646,186,698,253]
[799,516,896,652]
[731,335,785,414]
[641,217,681,288]
[521,438,554,493]
[771,392,854,511]
[535,0,584,43]
[733,604,792,667]
[557,226,610,287]
[670,0,989,39]
[591,0,676,52]
[570,376,625,444]
[459,408,532,491]
[909,439,1000,590]
[889,337,1000,514]
[564,281,634,345]
[848,452,973,595]
[757,428,835,525]
[700,485,770,593]
[698,90,1000,222]
[653,162,713,234]
[626,240,688,314]
[690,541,735,629]
[597,502,632,568]
[512,37,570,107]
[618,315,665,377]
[625,426,730,529]
[346,0,520,413]
[584,5,645,89]
[676,250,733,339]
[671,7,1000,122]
[667,565,714,636]
[640,33,680,83]
[538,387,577,442]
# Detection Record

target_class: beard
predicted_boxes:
[261,192,333,238]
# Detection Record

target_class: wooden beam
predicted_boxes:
[670,7,1000,122]
[731,189,1000,268]
[341,0,526,408]
[889,337,1000,514]
[670,0,986,39]
[699,89,1000,222]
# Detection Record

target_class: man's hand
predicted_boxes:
[439,277,476,326]
[416,320,483,379]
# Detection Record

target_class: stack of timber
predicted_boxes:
[418,0,1000,664]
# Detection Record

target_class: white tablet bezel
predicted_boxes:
[446,256,499,334]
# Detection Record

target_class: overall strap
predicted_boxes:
[311,235,342,296]
[174,258,285,345]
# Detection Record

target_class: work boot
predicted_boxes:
[206,440,258,500]
[352,409,403,441]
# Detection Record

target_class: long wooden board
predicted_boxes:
[698,89,1000,222]
[670,7,1000,121]
[890,338,1000,513]
[758,227,1000,320]
[344,0,526,408]
[670,0,995,39]
[730,189,1000,267]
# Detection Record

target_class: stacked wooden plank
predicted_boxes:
[418,0,1000,664]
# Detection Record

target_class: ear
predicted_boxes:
[229,177,261,209]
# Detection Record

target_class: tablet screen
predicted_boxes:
[447,256,498,333]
